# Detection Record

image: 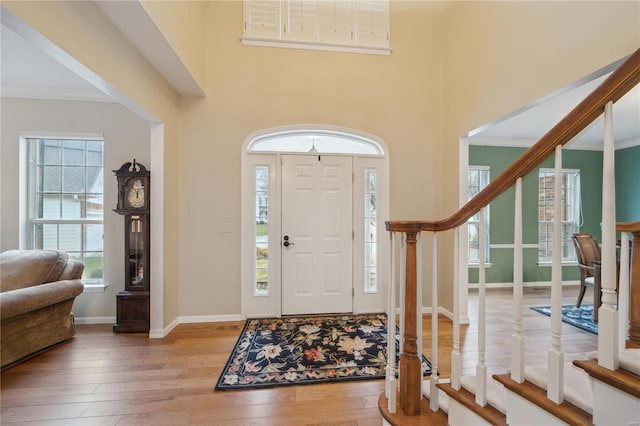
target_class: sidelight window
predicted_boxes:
[255,165,270,296]
[364,168,377,293]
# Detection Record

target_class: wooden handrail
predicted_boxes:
[617,221,640,233]
[387,47,640,233]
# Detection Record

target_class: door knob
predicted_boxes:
[283,235,295,247]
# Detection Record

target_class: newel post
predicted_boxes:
[386,221,423,416]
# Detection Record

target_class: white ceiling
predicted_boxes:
[469,70,640,149]
[1,14,638,148]
[1,24,111,102]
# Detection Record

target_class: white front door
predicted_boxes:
[281,155,353,315]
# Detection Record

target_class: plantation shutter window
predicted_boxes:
[317,0,354,45]
[284,0,317,42]
[243,0,390,55]
[245,0,281,40]
[355,0,389,48]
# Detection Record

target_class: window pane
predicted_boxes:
[365,193,376,217]
[63,167,85,193]
[42,166,61,192]
[86,141,103,166]
[62,140,85,165]
[86,194,104,219]
[38,224,59,250]
[39,194,61,219]
[59,224,82,252]
[42,140,61,164]
[85,223,103,252]
[87,167,103,194]
[83,252,103,280]
[62,194,83,219]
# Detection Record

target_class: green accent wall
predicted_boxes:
[615,145,640,222]
[468,146,604,284]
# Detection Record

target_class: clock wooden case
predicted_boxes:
[113,160,150,333]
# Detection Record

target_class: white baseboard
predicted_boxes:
[74,316,115,325]
[468,280,580,289]
[178,314,245,324]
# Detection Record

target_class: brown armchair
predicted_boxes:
[571,233,601,308]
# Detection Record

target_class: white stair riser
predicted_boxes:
[448,399,494,426]
[592,381,640,426]
[504,391,567,426]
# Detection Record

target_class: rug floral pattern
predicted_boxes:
[215,314,432,390]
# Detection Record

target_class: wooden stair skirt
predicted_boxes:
[493,374,592,426]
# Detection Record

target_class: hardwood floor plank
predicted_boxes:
[0,287,599,425]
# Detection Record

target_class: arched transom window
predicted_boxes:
[248,129,384,156]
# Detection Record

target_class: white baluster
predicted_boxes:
[451,227,461,390]
[512,177,525,383]
[548,145,564,404]
[387,232,397,412]
[399,234,406,370]
[599,101,619,370]
[618,232,630,351]
[476,207,487,407]
[417,232,423,387]
[430,232,439,411]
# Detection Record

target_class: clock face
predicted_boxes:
[127,179,145,209]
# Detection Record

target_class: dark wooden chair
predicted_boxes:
[572,233,601,308]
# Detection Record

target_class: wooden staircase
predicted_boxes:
[379,47,640,426]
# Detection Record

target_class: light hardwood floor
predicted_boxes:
[1,287,597,425]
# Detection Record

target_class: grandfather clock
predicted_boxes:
[113,160,150,333]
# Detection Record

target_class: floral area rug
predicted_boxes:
[531,304,597,335]
[215,313,432,390]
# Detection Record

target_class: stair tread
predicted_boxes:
[573,358,640,399]
[524,364,594,414]
[438,382,507,425]
[493,373,592,426]
[460,374,508,414]
[585,348,640,376]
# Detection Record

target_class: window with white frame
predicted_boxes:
[538,168,581,263]
[468,166,490,264]
[27,138,104,281]
[243,0,390,54]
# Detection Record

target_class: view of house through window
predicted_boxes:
[538,168,581,263]
[27,138,104,280]
[468,166,490,264]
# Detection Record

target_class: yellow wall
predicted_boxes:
[141,0,208,91]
